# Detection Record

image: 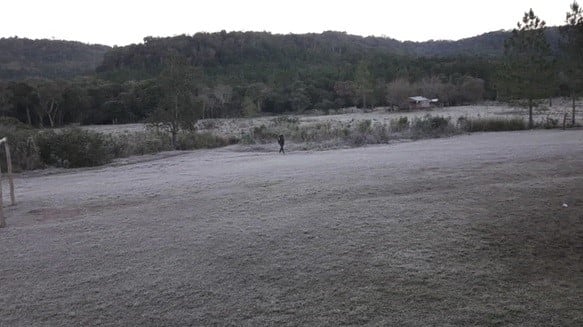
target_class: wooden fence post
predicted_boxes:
[4,142,15,205]
[0,164,4,228]
[0,136,15,227]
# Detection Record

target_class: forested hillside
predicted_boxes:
[96,30,512,81]
[0,25,575,128]
[0,37,110,80]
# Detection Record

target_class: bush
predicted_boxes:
[240,133,255,144]
[198,119,219,130]
[272,115,299,126]
[106,131,173,157]
[357,120,372,133]
[175,132,229,150]
[0,123,43,172]
[252,125,278,142]
[36,128,113,168]
[539,116,559,129]
[460,117,526,132]
[410,115,455,138]
[391,116,409,132]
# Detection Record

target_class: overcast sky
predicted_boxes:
[1,0,575,46]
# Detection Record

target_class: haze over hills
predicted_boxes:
[0,28,561,81]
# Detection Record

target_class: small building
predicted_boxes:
[408,96,431,109]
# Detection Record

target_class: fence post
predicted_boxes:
[4,142,15,205]
[0,165,4,228]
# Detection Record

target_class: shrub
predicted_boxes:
[36,128,113,168]
[105,131,173,157]
[175,132,229,150]
[253,125,278,142]
[357,119,372,133]
[0,123,43,172]
[460,117,526,132]
[295,122,344,142]
[198,119,219,130]
[410,115,455,138]
[240,133,255,144]
[391,116,409,132]
[539,116,559,129]
[272,115,299,126]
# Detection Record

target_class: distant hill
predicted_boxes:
[95,28,562,79]
[404,27,561,57]
[0,28,562,81]
[0,37,110,80]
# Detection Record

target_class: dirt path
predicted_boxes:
[1,130,582,326]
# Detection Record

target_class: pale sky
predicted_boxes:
[1,0,575,46]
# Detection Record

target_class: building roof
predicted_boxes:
[409,96,430,102]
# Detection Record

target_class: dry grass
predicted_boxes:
[1,130,581,325]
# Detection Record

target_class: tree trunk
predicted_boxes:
[0,166,4,228]
[572,91,576,126]
[26,107,32,126]
[172,93,179,149]
[171,129,177,149]
[528,98,534,129]
[363,93,367,109]
[47,100,56,128]
[37,111,44,128]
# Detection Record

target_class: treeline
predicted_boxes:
[0,31,501,127]
[0,37,109,80]
[0,20,578,129]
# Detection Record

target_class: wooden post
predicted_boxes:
[0,164,4,228]
[4,142,15,205]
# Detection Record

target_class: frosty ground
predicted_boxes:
[1,129,582,325]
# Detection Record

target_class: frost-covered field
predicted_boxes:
[1,129,582,325]
[78,101,583,139]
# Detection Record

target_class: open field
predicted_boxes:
[1,129,583,325]
[79,101,583,139]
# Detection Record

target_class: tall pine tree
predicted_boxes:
[498,9,554,129]
[561,1,583,125]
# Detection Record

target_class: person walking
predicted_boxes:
[278,135,285,154]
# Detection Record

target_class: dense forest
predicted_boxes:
[0,22,578,128]
[0,37,109,80]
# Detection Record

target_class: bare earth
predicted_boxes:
[1,130,582,326]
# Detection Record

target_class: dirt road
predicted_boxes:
[1,130,582,326]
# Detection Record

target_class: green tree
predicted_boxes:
[61,82,91,124]
[498,9,554,128]
[32,79,66,127]
[242,96,258,117]
[11,82,38,126]
[354,60,373,108]
[386,78,412,108]
[0,82,14,117]
[561,1,583,125]
[245,83,270,114]
[149,56,202,148]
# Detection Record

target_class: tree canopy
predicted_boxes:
[498,9,555,128]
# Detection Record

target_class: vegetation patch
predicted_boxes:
[410,115,458,139]
[36,128,113,168]
[458,117,526,132]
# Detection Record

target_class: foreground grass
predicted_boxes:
[2,131,581,325]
